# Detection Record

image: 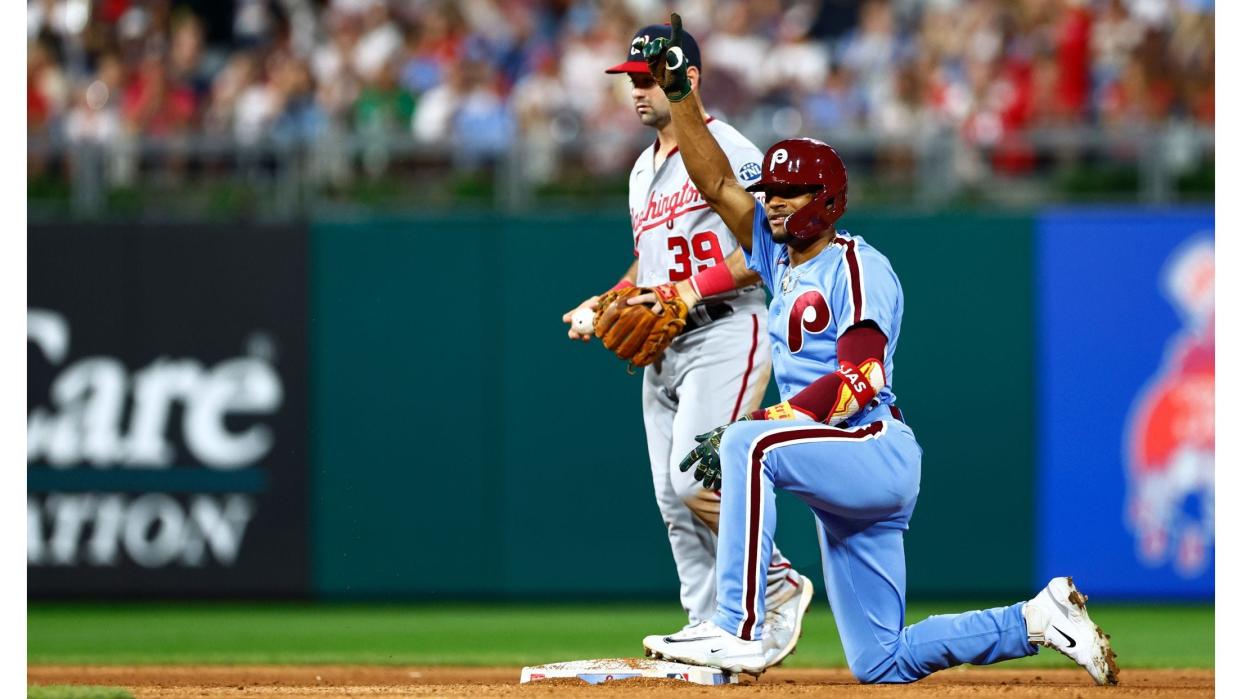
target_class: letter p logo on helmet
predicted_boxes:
[770,149,789,170]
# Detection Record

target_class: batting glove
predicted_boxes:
[643,13,693,102]
[678,416,750,490]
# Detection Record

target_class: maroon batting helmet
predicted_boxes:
[745,138,848,240]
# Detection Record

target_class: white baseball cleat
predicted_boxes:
[1024,576,1120,686]
[641,622,697,659]
[762,577,815,668]
[643,620,766,676]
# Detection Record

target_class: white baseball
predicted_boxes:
[571,307,595,336]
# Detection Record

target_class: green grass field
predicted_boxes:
[28,687,133,699]
[27,602,1213,669]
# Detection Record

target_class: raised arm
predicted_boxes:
[645,15,757,252]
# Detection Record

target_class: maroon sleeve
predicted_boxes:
[836,323,888,366]
[779,324,888,422]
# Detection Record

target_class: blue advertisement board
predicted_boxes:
[1036,208,1213,599]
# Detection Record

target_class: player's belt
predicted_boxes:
[859,401,905,425]
[685,301,734,333]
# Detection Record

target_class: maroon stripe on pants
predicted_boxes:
[739,421,886,639]
[740,440,764,640]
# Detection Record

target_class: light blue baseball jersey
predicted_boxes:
[743,206,903,417]
[711,206,1038,683]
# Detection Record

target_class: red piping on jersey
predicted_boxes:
[730,314,760,421]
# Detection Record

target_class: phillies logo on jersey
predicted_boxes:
[787,290,831,354]
[1123,236,1214,578]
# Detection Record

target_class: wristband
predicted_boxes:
[688,263,734,299]
[609,278,636,292]
[751,401,815,421]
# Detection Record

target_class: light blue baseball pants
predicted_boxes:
[709,405,1037,683]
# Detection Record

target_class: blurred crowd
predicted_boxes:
[28,0,1214,179]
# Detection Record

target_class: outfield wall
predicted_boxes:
[27,208,1213,601]
[28,224,311,597]
[1035,209,1215,599]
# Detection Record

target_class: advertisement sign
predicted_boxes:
[1036,209,1213,599]
[28,224,309,597]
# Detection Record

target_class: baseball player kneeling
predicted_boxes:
[636,14,1120,685]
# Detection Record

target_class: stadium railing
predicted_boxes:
[26,123,1213,221]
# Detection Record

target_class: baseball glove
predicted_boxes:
[594,284,690,369]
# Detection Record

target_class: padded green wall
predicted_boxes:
[311,212,1034,599]
[847,213,1035,596]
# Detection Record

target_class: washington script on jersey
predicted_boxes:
[27,308,279,569]
[631,177,706,233]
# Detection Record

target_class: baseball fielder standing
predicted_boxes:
[638,15,1119,685]
[561,22,812,667]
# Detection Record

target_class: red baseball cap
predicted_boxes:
[605,24,703,74]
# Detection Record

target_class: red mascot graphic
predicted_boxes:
[1124,237,1214,578]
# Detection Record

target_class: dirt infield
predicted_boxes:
[29,665,1213,698]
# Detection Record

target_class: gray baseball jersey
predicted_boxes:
[629,117,767,304]
[628,117,800,625]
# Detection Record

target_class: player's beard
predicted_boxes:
[774,224,825,250]
[768,213,791,243]
[638,105,671,129]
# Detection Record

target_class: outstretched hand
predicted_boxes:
[562,296,599,342]
[642,13,693,102]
